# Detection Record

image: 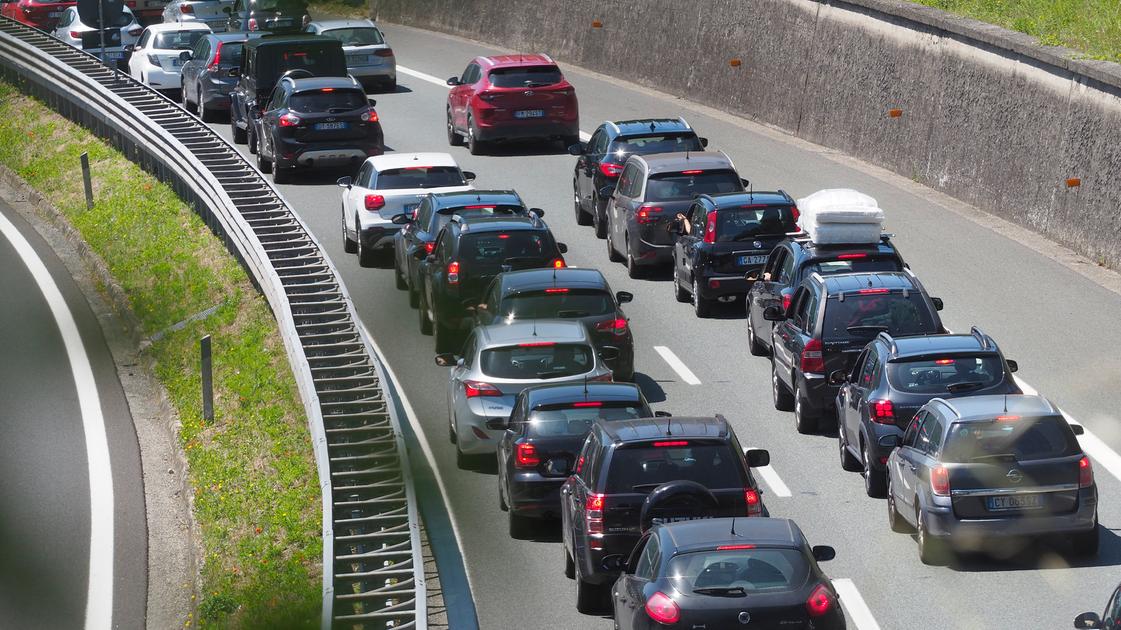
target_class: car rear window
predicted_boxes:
[218,42,245,65]
[822,292,938,342]
[888,356,1004,394]
[942,416,1079,463]
[612,134,703,157]
[526,403,646,436]
[668,548,810,594]
[154,30,206,50]
[259,46,345,82]
[375,166,464,190]
[712,206,798,242]
[480,343,594,380]
[289,89,366,112]
[460,232,556,268]
[432,205,523,231]
[321,27,384,46]
[605,443,744,493]
[500,289,614,319]
[804,257,901,277]
[488,65,563,88]
[645,170,742,202]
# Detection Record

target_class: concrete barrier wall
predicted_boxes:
[370,0,1121,270]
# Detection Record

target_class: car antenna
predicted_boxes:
[1003,394,1008,414]
[583,374,589,397]
[666,414,672,436]
[730,516,737,537]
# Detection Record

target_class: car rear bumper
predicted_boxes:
[475,119,579,142]
[275,137,384,170]
[798,372,835,413]
[630,234,674,265]
[143,66,184,90]
[508,476,565,518]
[456,398,515,455]
[578,534,639,585]
[925,494,1098,542]
[695,273,751,300]
[349,66,396,81]
[359,223,402,250]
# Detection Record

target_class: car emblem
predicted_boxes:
[524,90,535,96]
[326,117,336,122]
[738,611,751,624]
[753,240,763,249]
[1006,468,1024,484]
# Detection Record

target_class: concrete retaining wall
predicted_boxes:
[370,0,1121,271]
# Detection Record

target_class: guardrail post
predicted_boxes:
[80,152,94,210]
[200,334,213,422]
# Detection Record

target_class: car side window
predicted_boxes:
[778,251,796,284]
[576,433,598,483]
[587,129,606,156]
[485,284,503,316]
[763,248,785,280]
[436,229,454,262]
[266,85,285,110]
[860,350,879,387]
[137,29,151,48]
[903,412,924,448]
[460,332,476,368]
[414,199,432,229]
[1108,588,1121,623]
[59,9,73,26]
[804,290,821,334]
[916,413,943,456]
[691,205,707,237]
[192,38,209,61]
[633,534,660,580]
[617,164,638,197]
[461,63,480,84]
[849,349,868,382]
[355,162,373,188]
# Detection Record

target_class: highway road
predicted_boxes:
[0,199,146,629]
[206,22,1121,629]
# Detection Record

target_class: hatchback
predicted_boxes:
[225,0,306,33]
[305,19,395,91]
[4,0,76,30]
[163,0,234,32]
[179,32,254,121]
[1075,581,1121,629]
[128,22,211,93]
[51,5,141,66]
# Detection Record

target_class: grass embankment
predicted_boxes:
[308,0,367,19]
[0,81,320,628]
[915,0,1121,62]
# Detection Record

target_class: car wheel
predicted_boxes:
[384,77,397,92]
[625,236,643,279]
[508,510,532,539]
[692,276,711,318]
[181,81,194,113]
[673,263,689,302]
[408,277,420,308]
[343,212,357,254]
[498,478,508,511]
[917,508,949,565]
[747,308,769,356]
[771,359,794,411]
[198,87,217,123]
[467,116,484,155]
[417,289,433,335]
[793,382,817,434]
[887,474,914,533]
[455,443,468,469]
[575,570,605,615]
[434,314,455,353]
[863,440,887,497]
[592,193,607,239]
[838,427,861,472]
[272,164,290,185]
[256,147,271,174]
[357,226,377,268]
[448,412,457,444]
[231,113,246,144]
[563,544,575,579]
[446,108,462,146]
[247,125,258,154]
[606,225,623,262]
[1071,522,1100,557]
[394,257,407,289]
[574,180,591,226]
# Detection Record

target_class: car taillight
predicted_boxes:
[930,465,950,496]
[869,399,894,424]
[147,54,160,66]
[589,372,613,382]
[362,109,379,122]
[278,113,300,127]
[374,48,394,57]
[447,261,460,284]
[363,194,385,211]
[69,30,81,38]
[806,584,832,618]
[744,488,762,517]
[463,379,501,398]
[515,443,540,468]
[636,204,663,225]
[781,292,792,312]
[594,318,628,336]
[1079,456,1093,488]
[208,41,222,69]
[645,592,680,625]
[800,337,824,374]
[790,205,800,223]
[703,211,717,244]
[553,258,565,269]
[585,493,605,535]
[424,241,435,255]
[179,3,193,12]
[598,162,623,178]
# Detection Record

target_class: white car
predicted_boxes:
[52,6,142,66]
[337,152,475,267]
[127,22,211,93]
[305,19,396,92]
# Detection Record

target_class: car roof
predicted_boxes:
[819,271,916,292]
[287,76,362,91]
[933,394,1059,422]
[662,517,805,553]
[703,191,791,207]
[598,416,730,443]
[610,118,694,136]
[308,19,377,29]
[497,268,608,293]
[478,320,589,345]
[886,332,994,358]
[248,34,335,48]
[369,152,458,170]
[146,22,211,32]
[524,382,643,406]
[630,151,734,175]
[210,32,254,43]
[431,190,521,207]
[453,215,544,233]
[478,53,556,68]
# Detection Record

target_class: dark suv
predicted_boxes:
[416,214,568,352]
[746,234,907,357]
[570,118,707,235]
[226,0,308,33]
[764,270,945,434]
[833,327,1021,497]
[560,416,770,613]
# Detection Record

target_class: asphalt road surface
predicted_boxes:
[205,23,1121,629]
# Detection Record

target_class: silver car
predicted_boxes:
[436,320,616,467]
[305,19,396,92]
[162,0,235,32]
[52,5,142,66]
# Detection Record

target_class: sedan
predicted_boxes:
[128,22,211,93]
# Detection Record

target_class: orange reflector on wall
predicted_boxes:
[1066,178,1082,188]
[729,58,742,67]
[591,19,603,28]
[888,108,903,118]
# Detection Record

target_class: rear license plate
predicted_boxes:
[104,52,124,61]
[737,255,767,266]
[348,55,372,65]
[48,11,61,18]
[314,121,348,130]
[515,109,544,119]
[661,515,714,523]
[986,494,1044,511]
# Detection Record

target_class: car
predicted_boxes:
[495,381,661,537]
[473,267,635,381]
[337,153,474,267]
[228,33,347,145]
[416,213,568,352]
[162,0,234,32]
[885,394,1098,564]
[51,5,142,67]
[670,190,798,314]
[445,53,579,155]
[602,152,748,280]
[179,31,255,121]
[434,320,616,468]
[127,22,211,93]
[305,19,396,92]
[832,327,1022,497]
[1075,581,1121,629]
[746,232,907,357]
[560,415,771,613]
[764,270,945,434]
[225,0,307,32]
[393,190,537,307]
[3,0,77,30]
[254,75,383,184]
[570,118,707,235]
[604,518,845,630]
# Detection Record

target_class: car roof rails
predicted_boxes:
[606,120,621,134]
[677,116,692,129]
[969,326,993,350]
[777,188,796,203]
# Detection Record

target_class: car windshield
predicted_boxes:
[611,133,703,158]
[375,166,465,190]
[460,232,556,268]
[942,416,1079,463]
[645,170,742,202]
[259,46,344,82]
[822,292,938,342]
[479,343,594,380]
[887,356,1004,394]
[321,26,384,46]
[288,89,366,112]
[153,31,207,50]
[668,548,810,594]
[525,403,646,436]
[713,206,798,242]
[604,443,743,493]
[432,205,524,231]
[804,257,902,276]
[500,289,614,319]
[488,65,562,88]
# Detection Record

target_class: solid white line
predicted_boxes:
[579,130,591,142]
[653,346,701,385]
[1014,376,1121,483]
[757,465,792,498]
[0,212,114,630]
[833,578,883,630]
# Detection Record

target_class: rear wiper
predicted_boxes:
[556,310,589,318]
[536,370,569,379]
[846,325,889,335]
[693,586,746,597]
[730,230,761,241]
[970,452,1018,462]
[946,381,985,393]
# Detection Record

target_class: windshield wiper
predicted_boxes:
[731,230,762,242]
[846,325,889,335]
[946,381,985,393]
[693,586,746,597]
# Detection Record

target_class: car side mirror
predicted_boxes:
[615,291,633,304]
[879,434,902,449]
[762,305,785,321]
[744,269,761,282]
[931,297,944,311]
[1006,359,1018,373]
[828,370,847,386]
[811,545,836,562]
[485,417,509,430]
[446,76,460,86]
[391,213,413,225]
[699,137,709,148]
[1074,612,1102,629]
[599,346,620,362]
[1071,424,1085,436]
[228,67,240,77]
[598,185,615,199]
[529,207,545,217]
[740,178,751,188]
[336,176,352,189]
[179,51,191,62]
[462,170,476,182]
[556,242,568,254]
[745,448,770,468]
[567,142,586,156]
[600,554,627,573]
[123,43,135,53]
[434,353,458,367]
[653,411,672,418]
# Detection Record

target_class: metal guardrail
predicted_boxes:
[0,17,426,630]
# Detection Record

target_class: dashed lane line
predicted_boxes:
[1014,376,1121,484]
[653,345,701,385]
[833,578,883,630]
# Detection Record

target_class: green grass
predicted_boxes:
[0,80,321,629]
[914,0,1121,62]
[307,0,368,19]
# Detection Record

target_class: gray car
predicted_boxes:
[305,19,396,92]
[179,32,255,121]
[435,320,616,468]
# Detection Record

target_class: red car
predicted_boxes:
[2,0,76,30]
[445,53,579,155]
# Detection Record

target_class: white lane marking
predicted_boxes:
[579,130,591,142]
[0,212,114,630]
[653,346,701,385]
[1015,376,1121,483]
[833,578,883,630]
[755,464,792,497]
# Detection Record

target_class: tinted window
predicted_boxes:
[645,170,742,202]
[822,292,938,342]
[258,45,345,82]
[604,443,744,493]
[480,343,594,380]
[942,417,1079,463]
[888,356,1004,394]
[617,164,639,197]
[634,535,660,580]
[433,205,523,232]
[805,257,902,276]
[709,205,798,242]
[288,89,366,112]
[526,403,646,437]
[320,26,384,45]
[500,289,614,319]
[488,65,562,88]
[612,133,703,157]
[668,548,810,594]
[460,232,556,267]
[374,166,465,189]
[256,0,307,12]
[154,30,206,50]
[218,42,245,66]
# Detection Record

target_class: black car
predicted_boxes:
[253,75,383,183]
[1075,581,1121,629]
[671,190,797,315]
[180,32,258,122]
[473,268,636,381]
[569,118,707,236]
[226,0,308,33]
[885,394,1098,564]
[833,327,1021,497]
[393,190,536,308]
[605,518,845,630]
[229,34,347,146]
[746,233,907,357]
[560,416,770,613]
[764,270,945,434]
[495,382,660,537]
[416,213,568,352]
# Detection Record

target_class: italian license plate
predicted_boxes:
[515,109,544,119]
[662,515,714,523]
[737,254,767,266]
[348,55,372,65]
[986,494,1044,511]
[48,11,61,17]
[314,121,348,130]
[104,52,124,61]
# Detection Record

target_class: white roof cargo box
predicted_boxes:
[796,188,885,245]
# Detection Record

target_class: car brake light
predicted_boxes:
[717,544,756,550]
[572,401,603,408]
[744,488,762,516]
[424,241,435,255]
[934,358,955,365]
[464,204,495,209]
[553,258,565,268]
[278,113,301,127]
[179,2,193,11]
[361,109,379,122]
[518,341,555,347]
[515,443,540,468]
[703,211,717,244]
[781,292,792,312]
[995,415,1020,422]
[680,169,703,175]
[574,455,585,473]
[598,162,623,178]
[320,87,335,92]
[463,379,501,398]
[247,17,258,30]
[1079,456,1093,488]
[544,287,569,293]
[594,318,628,336]
[585,493,605,535]
[364,194,385,211]
[837,253,867,260]
[645,592,680,625]
[930,466,950,496]
[70,30,81,38]
[208,41,222,68]
[869,399,894,424]
[858,288,890,295]
[800,338,824,374]
[636,205,663,225]
[374,48,394,57]
[447,261,460,284]
[589,372,614,382]
[806,584,832,618]
[653,440,688,447]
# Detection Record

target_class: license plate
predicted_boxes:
[348,55,372,65]
[986,494,1044,511]
[314,121,348,130]
[48,11,61,17]
[661,515,714,523]
[104,52,124,61]
[515,109,544,119]
[737,255,767,266]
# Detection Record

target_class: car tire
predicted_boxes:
[887,475,914,533]
[455,443,469,470]
[575,572,605,615]
[417,289,433,335]
[231,114,246,144]
[247,126,258,154]
[592,194,607,239]
[199,87,218,123]
[508,510,532,539]
[574,181,591,226]
[1071,522,1100,557]
[181,81,195,113]
[383,78,397,92]
[772,359,795,411]
[448,413,457,444]
[918,509,949,566]
[446,108,462,146]
[692,277,711,318]
[498,479,508,511]
[625,236,643,279]
[839,428,862,472]
[747,309,769,356]
[272,165,290,185]
[467,116,484,155]
[793,382,817,434]
[863,440,887,497]
[606,226,623,262]
[408,278,420,308]
[343,212,357,254]
[394,258,407,289]
[357,226,377,268]
[256,148,271,174]
[563,544,575,579]
[673,263,689,303]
